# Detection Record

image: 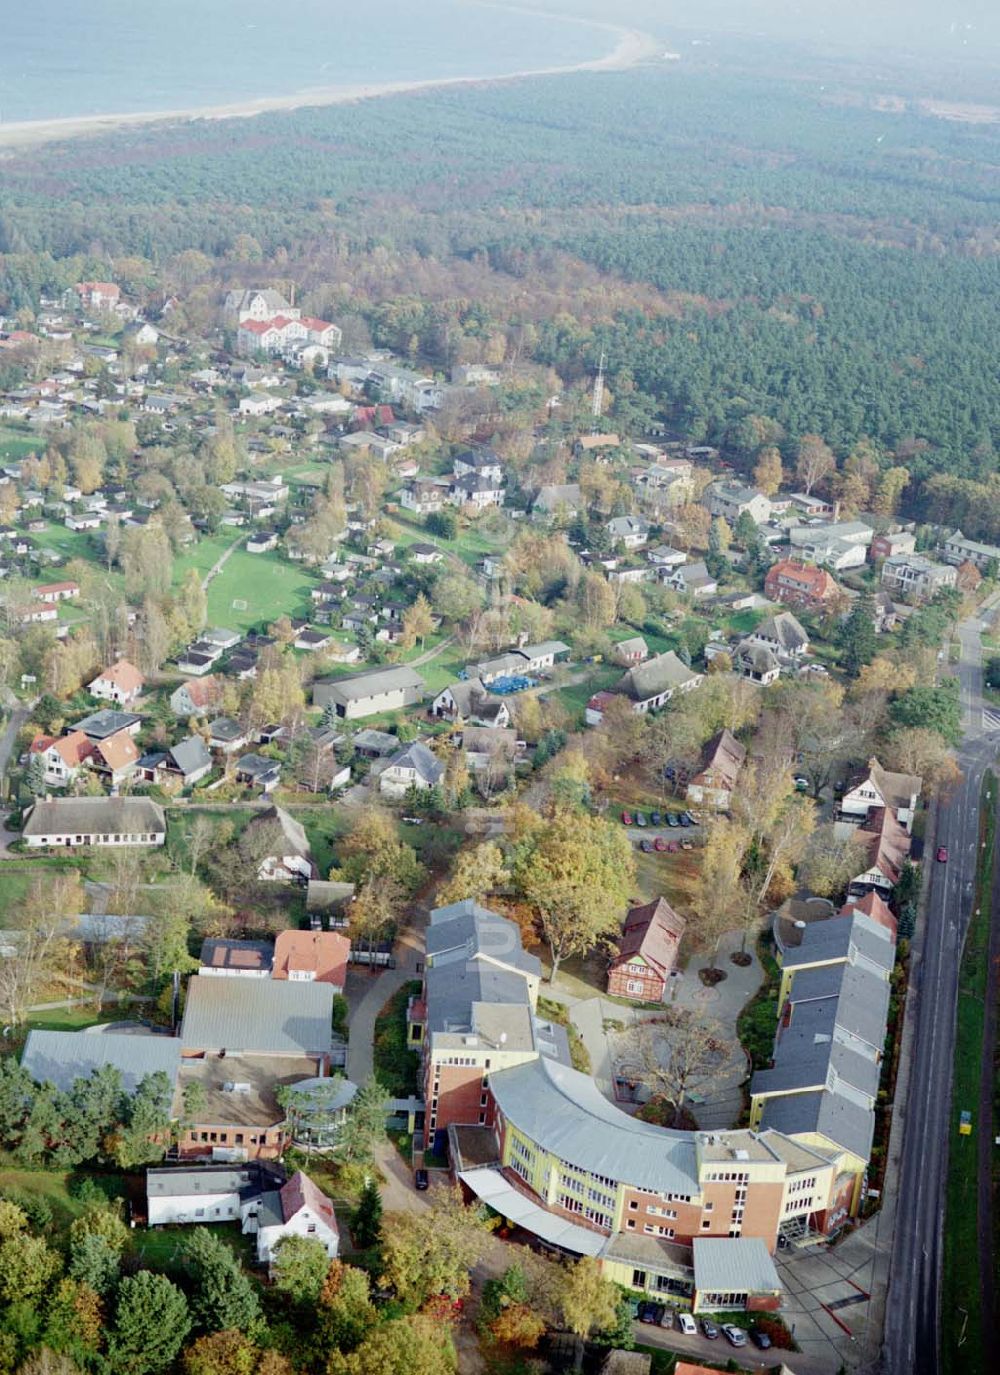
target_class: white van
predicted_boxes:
[678,1313,698,1336]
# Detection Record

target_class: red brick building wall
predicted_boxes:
[178,1122,285,1161]
[607,963,665,1003]
[425,1060,491,1141]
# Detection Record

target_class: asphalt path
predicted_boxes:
[883,609,1000,1375]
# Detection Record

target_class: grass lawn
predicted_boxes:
[941,778,996,1375]
[25,1005,116,1032]
[631,844,700,911]
[737,938,781,1075]
[373,981,421,1097]
[294,808,350,876]
[549,665,620,727]
[133,1220,256,1276]
[29,521,103,564]
[0,426,42,461]
[171,532,241,585]
[199,547,319,631]
[0,1166,91,1230]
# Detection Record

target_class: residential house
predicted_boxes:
[147,736,212,789]
[746,612,809,661]
[313,665,425,720]
[462,725,517,784]
[409,542,443,566]
[646,544,687,569]
[247,531,279,554]
[870,530,917,561]
[667,561,718,598]
[880,553,957,603]
[22,797,166,848]
[224,288,300,328]
[235,754,282,793]
[940,529,1000,570]
[453,448,504,483]
[841,757,922,833]
[706,482,772,525]
[88,658,144,706]
[685,729,746,811]
[399,478,449,515]
[764,560,841,611]
[430,678,512,728]
[200,939,274,978]
[450,471,504,510]
[613,651,703,715]
[75,281,122,313]
[378,741,444,797]
[28,730,92,787]
[272,930,350,994]
[88,730,140,786]
[72,709,143,741]
[607,516,651,550]
[208,718,251,754]
[532,483,581,520]
[170,675,223,718]
[252,1170,339,1265]
[733,639,781,685]
[788,521,874,571]
[33,580,79,602]
[850,807,912,895]
[294,628,331,652]
[244,806,315,882]
[614,636,649,667]
[607,898,686,1002]
[839,889,898,941]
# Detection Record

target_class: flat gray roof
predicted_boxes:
[693,1236,781,1295]
[22,1028,181,1094]
[180,976,333,1056]
[315,664,424,704]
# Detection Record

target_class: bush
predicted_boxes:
[0,1189,51,1231]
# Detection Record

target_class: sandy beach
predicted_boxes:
[0,16,659,151]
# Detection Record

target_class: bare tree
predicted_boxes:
[622,1012,734,1127]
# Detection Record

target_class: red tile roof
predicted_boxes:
[611,897,686,980]
[272,930,350,986]
[179,674,223,709]
[840,890,898,939]
[765,559,840,604]
[280,1170,338,1232]
[31,730,93,770]
[94,730,140,773]
[857,806,911,885]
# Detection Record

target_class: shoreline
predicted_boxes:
[0,16,659,152]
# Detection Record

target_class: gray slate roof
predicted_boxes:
[385,740,444,785]
[147,1165,268,1199]
[427,900,541,978]
[246,805,311,859]
[759,1087,876,1162]
[23,796,166,839]
[180,976,333,1056]
[72,709,142,739]
[313,664,425,706]
[488,1055,699,1196]
[168,735,211,776]
[22,1029,181,1094]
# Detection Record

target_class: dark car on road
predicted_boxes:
[666,812,679,827]
[414,1169,429,1191]
[635,812,648,827]
[701,1319,719,1339]
[650,810,662,826]
[638,1301,664,1325]
[750,1329,773,1350]
[640,838,654,852]
[679,812,691,826]
[937,846,949,863]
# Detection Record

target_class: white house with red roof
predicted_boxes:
[75,281,121,311]
[237,315,307,356]
[252,1169,340,1264]
[170,675,224,718]
[29,730,93,786]
[88,658,145,706]
[33,581,80,602]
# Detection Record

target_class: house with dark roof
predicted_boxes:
[614,651,703,714]
[746,611,810,661]
[200,939,274,978]
[235,753,281,793]
[849,806,912,895]
[22,1028,181,1095]
[733,639,781,685]
[253,1169,340,1264]
[243,806,314,881]
[430,678,511,728]
[607,898,686,1002]
[378,740,444,797]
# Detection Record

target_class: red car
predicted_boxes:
[937,846,949,863]
[654,836,668,852]
[622,811,634,826]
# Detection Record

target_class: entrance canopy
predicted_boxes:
[459,1168,605,1257]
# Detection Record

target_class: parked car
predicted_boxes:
[683,811,697,825]
[654,836,668,852]
[621,811,634,826]
[937,846,949,863]
[701,1319,719,1339]
[640,838,654,852]
[635,812,648,827]
[679,812,691,827]
[794,775,810,791]
[750,1329,773,1350]
[414,1169,429,1191]
[638,1301,664,1325]
[666,812,679,827]
[721,1325,747,1348]
[667,840,680,853]
[678,1313,697,1336]
[659,1308,675,1329]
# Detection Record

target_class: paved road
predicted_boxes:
[883,606,1000,1375]
[0,703,31,777]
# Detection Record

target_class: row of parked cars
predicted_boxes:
[633,1301,773,1349]
[621,809,697,828]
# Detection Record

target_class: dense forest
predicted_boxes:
[1,56,997,493]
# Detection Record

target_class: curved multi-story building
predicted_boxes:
[411,899,888,1311]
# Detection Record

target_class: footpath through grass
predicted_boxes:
[941,774,996,1375]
